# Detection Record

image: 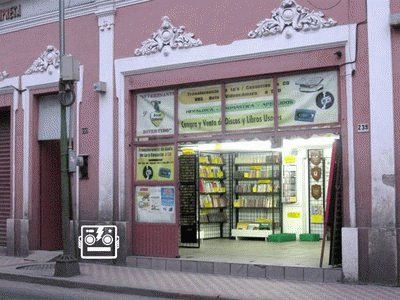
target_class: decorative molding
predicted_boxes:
[0,0,150,36]
[134,16,202,56]
[25,45,60,75]
[248,0,337,38]
[0,70,9,81]
[99,19,114,31]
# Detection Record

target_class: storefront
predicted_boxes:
[124,50,345,265]
[1,0,400,285]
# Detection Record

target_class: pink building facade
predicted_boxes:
[0,0,399,285]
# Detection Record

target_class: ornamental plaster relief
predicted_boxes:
[134,16,202,56]
[248,0,337,38]
[24,45,60,75]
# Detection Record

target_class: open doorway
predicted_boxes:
[178,134,341,267]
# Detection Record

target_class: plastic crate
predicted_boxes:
[267,233,296,242]
[299,233,320,241]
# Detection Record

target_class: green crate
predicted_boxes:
[299,233,320,241]
[267,233,296,242]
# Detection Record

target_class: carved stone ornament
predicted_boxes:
[0,70,9,81]
[25,45,60,75]
[134,16,202,56]
[248,0,337,38]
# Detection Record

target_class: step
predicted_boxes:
[126,256,342,283]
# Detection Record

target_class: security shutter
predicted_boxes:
[0,110,11,246]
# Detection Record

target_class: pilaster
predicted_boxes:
[96,1,115,222]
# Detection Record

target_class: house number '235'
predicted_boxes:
[357,123,369,133]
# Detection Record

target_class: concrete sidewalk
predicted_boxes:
[0,255,399,300]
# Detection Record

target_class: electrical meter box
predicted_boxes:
[61,55,80,82]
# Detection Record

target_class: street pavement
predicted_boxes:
[0,254,399,299]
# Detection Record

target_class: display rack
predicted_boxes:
[198,153,228,239]
[179,154,200,248]
[308,149,325,237]
[282,164,297,204]
[231,152,282,241]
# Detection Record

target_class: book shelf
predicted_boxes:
[198,153,228,238]
[231,152,282,241]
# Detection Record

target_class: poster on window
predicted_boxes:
[178,85,222,134]
[136,145,174,181]
[136,90,174,137]
[225,79,274,131]
[136,186,175,223]
[278,70,338,127]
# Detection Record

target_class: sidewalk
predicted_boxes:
[0,254,399,300]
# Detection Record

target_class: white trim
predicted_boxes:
[21,68,60,219]
[0,76,19,220]
[346,24,357,228]
[115,24,357,223]
[75,65,84,222]
[97,10,115,221]
[367,0,395,226]
[21,66,83,220]
[342,227,359,281]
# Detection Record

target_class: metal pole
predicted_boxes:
[54,0,80,277]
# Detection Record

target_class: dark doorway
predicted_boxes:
[39,140,62,250]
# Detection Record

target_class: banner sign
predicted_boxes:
[278,70,338,127]
[178,85,222,134]
[136,186,175,223]
[136,145,174,181]
[225,79,274,131]
[136,90,174,137]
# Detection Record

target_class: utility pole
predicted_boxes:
[54,0,80,277]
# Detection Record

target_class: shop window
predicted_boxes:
[135,90,175,138]
[225,78,274,131]
[277,70,339,127]
[178,85,222,134]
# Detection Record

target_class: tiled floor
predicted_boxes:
[180,238,331,267]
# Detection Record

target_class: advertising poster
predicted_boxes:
[136,90,174,137]
[178,85,222,134]
[225,79,274,131]
[136,145,174,181]
[277,70,338,127]
[136,186,175,223]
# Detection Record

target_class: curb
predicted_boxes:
[0,271,229,300]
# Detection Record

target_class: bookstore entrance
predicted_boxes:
[132,69,343,264]
[178,134,341,267]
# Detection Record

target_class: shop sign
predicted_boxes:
[0,5,21,22]
[136,90,174,137]
[225,79,274,131]
[178,85,221,134]
[136,186,175,223]
[278,70,338,127]
[136,145,174,181]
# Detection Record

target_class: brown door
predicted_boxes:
[0,110,11,246]
[40,140,63,250]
